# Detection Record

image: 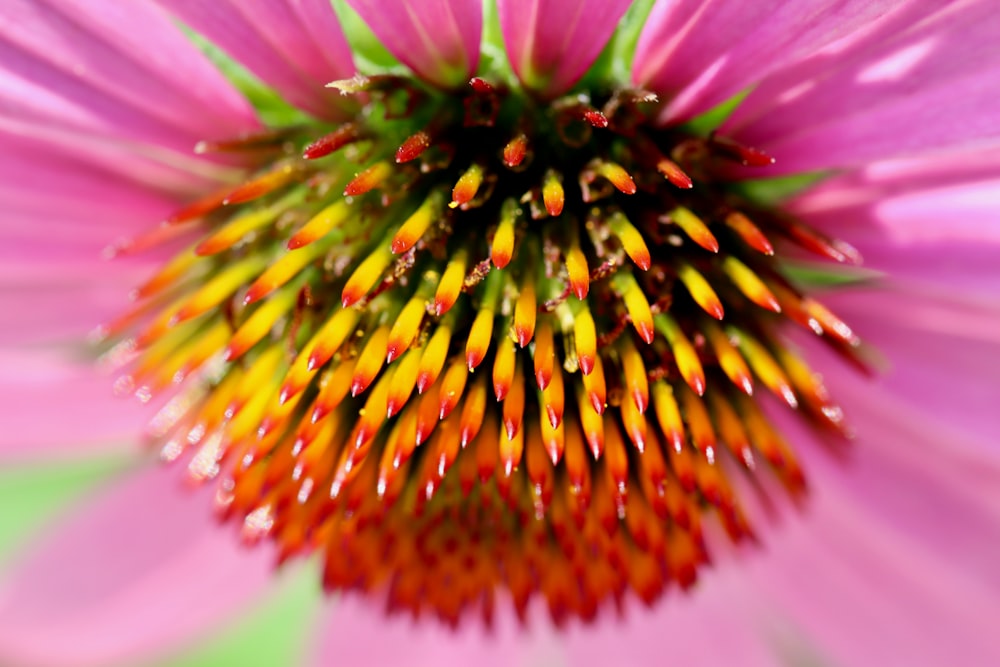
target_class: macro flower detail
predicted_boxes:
[3,0,1000,665]
[96,0,866,626]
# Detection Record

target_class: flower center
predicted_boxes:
[101,75,864,626]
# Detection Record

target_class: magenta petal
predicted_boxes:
[633,0,906,124]
[156,0,355,121]
[824,288,1000,453]
[0,352,148,461]
[790,148,1000,302]
[0,0,258,151]
[497,0,632,97]
[346,0,481,89]
[560,572,780,667]
[752,374,1000,665]
[311,596,560,667]
[723,0,1000,173]
[0,464,275,667]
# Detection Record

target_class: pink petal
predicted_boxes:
[156,0,355,121]
[792,147,1000,246]
[311,596,562,667]
[751,372,1000,664]
[0,132,195,231]
[497,0,632,97]
[0,463,276,667]
[0,132,202,347]
[789,148,1000,304]
[0,351,152,461]
[723,0,1000,173]
[820,287,1000,460]
[560,572,784,667]
[346,0,481,89]
[633,0,906,123]
[0,0,258,152]
[0,120,237,202]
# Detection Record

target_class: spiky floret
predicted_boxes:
[99,74,865,626]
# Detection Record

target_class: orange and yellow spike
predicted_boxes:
[433,250,467,316]
[542,169,565,216]
[351,325,391,397]
[438,358,468,420]
[466,269,502,371]
[450,163,484,209]
[502,134,529,168]
[386,296,426,364]
[656,158,693,189]
[563,417,592,507]
[132,245,200,300]
[344,161,393,196]
[492,335,516,401]
[565,241,590,300]
[725,211,774,255]
[466,310,494,372]
[281,310,359,402]
[702,320,753,396]
[415,381,443,447]
[288,200,353,250]
[525,422,554,513]
[513,280,537,348]
[196,201,287,256]
[396,130,431,164]
[620,390,647,453]
[651,381,685,455]
[391,192,443,254]
[539,407,564,465]
[707,391,754,468]
[582,353,607,414]
[305,306,361,372]
[654,313,706,396]
[310,358,357,423]
[676,263,724,320]
[243,240,327,306]
[341,240,394,308]
[730,327,799,409]
[417,319,453,394]
[613,272,655,344]
[669,206,719,253]
[502,359,526,441]
[602,416,629,504]
[573,307,598,375]
[385,349,421,418]
[499,416,525,477]
[460,374,488,447]
[594,160,637,195]
[223,162,300,206]
[722,257,781,313]
[533,319,555,390]
[491,199,518,269]
[302,122,363,160]
[541,365,564,429]
[678,385,716,454]
[619,337,649,414]
[225,280,301,361]
[174,255,268,325]
[607,212,650,270]
[350,370,392,448]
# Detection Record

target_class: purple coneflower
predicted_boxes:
[1,1,999,665]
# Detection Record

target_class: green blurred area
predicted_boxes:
[145,565,323,667]
[0,455,127,567]
[0,459,322,667]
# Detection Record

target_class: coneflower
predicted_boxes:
[2,0,998,665]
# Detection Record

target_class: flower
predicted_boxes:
[1,0,999,666]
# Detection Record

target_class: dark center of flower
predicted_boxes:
[100,74,865,627]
